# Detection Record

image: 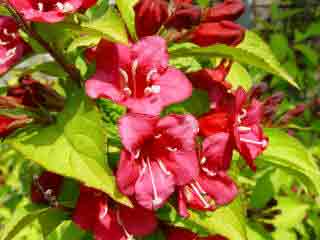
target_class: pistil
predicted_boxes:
[146,158,162,208]
[240,138,268,147]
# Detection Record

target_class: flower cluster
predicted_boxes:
[0,16,30,75]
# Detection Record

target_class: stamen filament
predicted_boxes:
[157,159,171,176]
[146,158,162,207]
[190,183,211,209]
[240,138,268,147]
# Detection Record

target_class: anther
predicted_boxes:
[157,159,171,176]
[38,2,44,11]
[238,126,251,132]
[190,183,211,209]
[202,167,216,177]
[240,138,268,148]
[200,157,207,165]
[167,147,177,152]
[56,2,74,12]
[146,69,157,82]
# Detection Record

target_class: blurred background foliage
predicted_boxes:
[1,0,320,239]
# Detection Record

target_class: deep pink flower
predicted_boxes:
[31,171,63,204]
[9,0,84,23]
[198,88,268,170]
[190,21,245,47]
[134,0,168,38]
[0,16,29,75]
[85,37,192,115]
[203,0,245,22]
[73,186,157,239]
[167,228,228,240]
[116,113,199,210]
[178,133,237,217]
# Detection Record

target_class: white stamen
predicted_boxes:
[99,204,109,220]
[134,150,140,159]
[157,159,171,176]
[146,69,157,82]
[193,181,206,195]
[167,147,177,152]
[139,160,147,177]
[190,183,211,209]
[116,210,136,240]
[119,68,129,84]
[123,87,132,96]
[3,29,16,38]
[240,138,268,147]
[0,39,10,46]
[210,102,217,109]
[154,134,162,139]
[202,167,216,177]
[200,156,207,165]
[131,60,138,81]
[56,2,74,12]
[146,158,162,208]
[150,85,161,94]
[0,47,16,65]
[237,109,247,123]
[238,126,251,132]
[38,2,44,11]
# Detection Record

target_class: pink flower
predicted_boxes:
[134,0,168,38]
[116,113,199,210]
[85,37,192,115]
[9,0,84,23]
[167,228,228,240]
[31,171,63,204]
[73,186,158,239]
[198,88,268,170]
[0,16,29,75]
[178,133,237,217]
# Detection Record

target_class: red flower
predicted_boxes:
[134,0,168,38]
[0,16,29,75]
[84,46,97,63]
[0,115,30,138]
[85,37,192,116]
[167,228,228,240]
[203,0,245,22]
[73,186,158,239]
[116,113,199,210]
[165,3,201,30]
[199,88,268,170]
[178,133,237,217]
[81,0,97,9]
[31,171,63,204]
[7,77,65,111]
[9,0,84,23]
[190,21,245,47]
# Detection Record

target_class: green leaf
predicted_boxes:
[82,7,128,44]
[68,35,101,52]
[38,208,69,237]
[247,222,272,240]
[157,197,247,240]
[143,230,166,240]
[272,197,309,229]
[0,202,58,240]
[6,89,131,207]
[260,128,320,195]
[294,44,319,66]
[226,62,252,90]
[46,221,87,240]
[272,229,297,240]
[116,0,139,41]
[269,33,290,62]
[169,31,298,88]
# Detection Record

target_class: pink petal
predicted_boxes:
[197,172,238,206]
[157,114,199,150]
[132,36,169,75]
[119,201,158,236]
[202,133,233,172]
[166,150,199,186]
[118,113,157,154]
[178,189,189,218]
[154,67,193,107]
[116,151,140,196]
[123,95,164,116]
[243,99,263,126]
[135,160,175,210]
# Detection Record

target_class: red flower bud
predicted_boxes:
[190,21,245,47]
[280,104,307,124]
[203,0,245,22]
[31,171,63,204]
[0,115,30,138]
[165,3,201,30]
[134,0,168,38]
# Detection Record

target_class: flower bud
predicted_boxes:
[280,104,307,124]
[134,0,168,38]
[165,3,201,30]
[0,115,30,138]
[190,21,245,47]
[203,0,245,22]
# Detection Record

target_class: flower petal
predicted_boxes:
[119,201,158,236]
[202,132,233,172]
[135,160,175,210]
[154,67,193,107]
[178,189,189,218]
[198,111,230,137]
[94,210,125,240]
[243,99,263,126]
[197,172,238,206]
[118,113,157,154]
[116,151,140,196]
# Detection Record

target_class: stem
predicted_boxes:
[2,1,82,87]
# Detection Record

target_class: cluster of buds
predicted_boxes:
[0,76,65,138]
[134,0,245,46]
